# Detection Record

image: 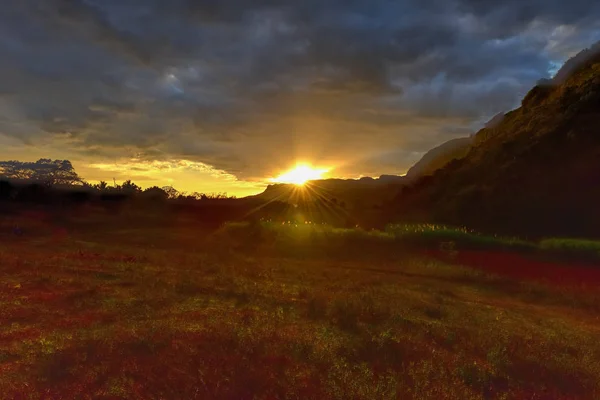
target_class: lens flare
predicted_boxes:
[272,164,329,185]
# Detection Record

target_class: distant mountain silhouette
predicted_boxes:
[247,175,404,227]
[392,41,600,237]
[406,137,473,180]
[252,176,405,210]
[406,112,510,180]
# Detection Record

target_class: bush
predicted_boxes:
[211,222,401,260]
[539,238,600,261]
[211,222,600,264]
[385,224,534,251]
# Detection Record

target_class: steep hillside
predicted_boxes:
[393,42,600,237]
[406,137,473,179]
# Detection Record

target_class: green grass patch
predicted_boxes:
[539,238,600,261]
[212,222,600,263]
[210,221,401,260]
[386,223,535,252]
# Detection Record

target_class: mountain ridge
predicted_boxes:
[391,40,600,237]
[251,175,405,206]
[406,137,474,179]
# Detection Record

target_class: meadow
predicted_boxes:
[1,211,600,399]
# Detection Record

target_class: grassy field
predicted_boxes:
[1,212,600,399]
[217,221,600,262]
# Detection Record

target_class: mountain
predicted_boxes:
[406,137,473,179]
[392,41,600,237]
[248,175,405,227]
[406,112,509,180]
[254,175,405,207]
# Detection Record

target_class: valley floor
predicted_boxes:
[1,213,599,399]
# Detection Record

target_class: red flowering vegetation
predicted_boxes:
[427,250,600,289]
[0,216,599,398]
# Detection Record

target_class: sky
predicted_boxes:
[0,1,599,196]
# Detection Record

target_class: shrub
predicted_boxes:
[385,224,534,251]
[539,238,600,261]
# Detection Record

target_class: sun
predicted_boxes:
[272,164,329,185]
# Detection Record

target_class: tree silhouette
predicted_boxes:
[142,186,169,201]
[0,180,14,200]
[121,180,142,194]
[95,181,109,191]
[162,186,180,199]
[0,159,82,186]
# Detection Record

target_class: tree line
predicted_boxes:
[0,158,389,229]
[0,159,236,203]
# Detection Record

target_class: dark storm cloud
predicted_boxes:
[0,0,599,179]
[456,0,600,27]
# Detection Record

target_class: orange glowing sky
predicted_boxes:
[0,1,596,196]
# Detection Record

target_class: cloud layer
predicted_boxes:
[0,0,599,187]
